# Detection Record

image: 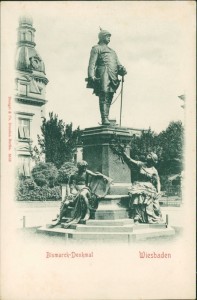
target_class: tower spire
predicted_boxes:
[17,15,36,47]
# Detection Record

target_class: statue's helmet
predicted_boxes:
[148,152,158,164]
[77,160,88,169]
[98,28,111,42]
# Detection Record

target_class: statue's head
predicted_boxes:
[77,160,88,171]
[146,152,158,165]
[98,28,111,44]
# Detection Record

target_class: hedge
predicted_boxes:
[16,180,61,201]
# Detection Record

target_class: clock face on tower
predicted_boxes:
[30,56,41,70]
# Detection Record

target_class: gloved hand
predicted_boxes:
[118,65,127,76]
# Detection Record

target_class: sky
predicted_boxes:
[2,1,195,133]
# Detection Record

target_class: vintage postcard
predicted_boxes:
[1,1,196,300]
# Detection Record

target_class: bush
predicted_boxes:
[16,181,61,201]
[32,162,58,187]
[33,174,47,187]
[23,178,37,190]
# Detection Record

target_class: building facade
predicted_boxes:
[15,16,48,176]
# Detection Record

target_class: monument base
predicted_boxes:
[41,196,175,243]
[38,221,175,243]
[40,125,175,242]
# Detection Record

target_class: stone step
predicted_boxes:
[37,224,175,242]
[85,219,134,226]
[37,226,75,237]
[70,224,135,232]
[133,223,167,230]
[67,226,175,242]
[131,226,175,241]
[67,231,131,242]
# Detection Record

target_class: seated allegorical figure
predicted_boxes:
[51,160,112,227]
[113,145,164,224]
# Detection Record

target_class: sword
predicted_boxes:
[119,76,124,126]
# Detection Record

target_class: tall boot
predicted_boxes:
[99,95,110,125]
[106,93,113,121]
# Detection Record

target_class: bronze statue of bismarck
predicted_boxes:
[86,29,127,125]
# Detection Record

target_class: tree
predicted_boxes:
[130,121,184,176]
[130,128,161,162]
[157,121,184,175]
[33,112,81,168]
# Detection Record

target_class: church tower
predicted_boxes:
[15,16,48,176]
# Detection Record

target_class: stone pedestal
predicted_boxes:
[82,125,132,195]
[94,195,129,220]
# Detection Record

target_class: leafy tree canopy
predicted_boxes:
[157,121,184,175]
[130,121,184,176]
[32,112,81,168]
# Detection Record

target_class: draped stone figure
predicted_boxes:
[112,145,164,224]
[86,29,127,125]
[51,161,112,227]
